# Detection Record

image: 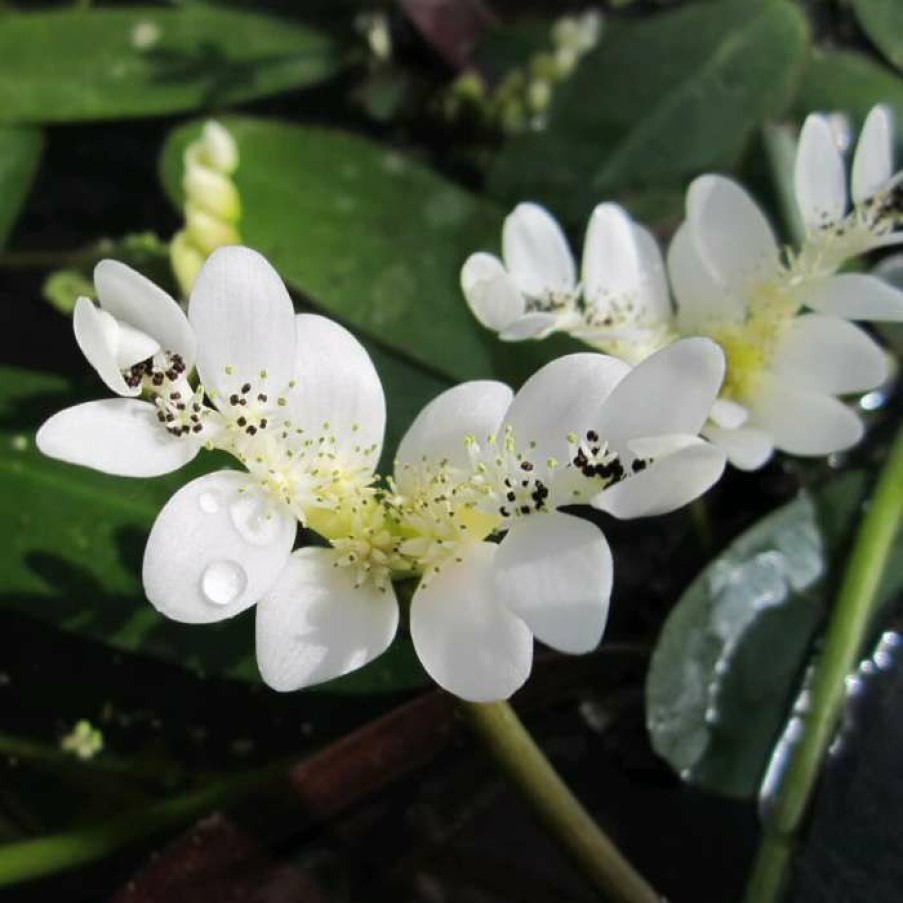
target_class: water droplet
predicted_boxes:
[198,491,220,514]
[201,560,247,605]
[859,389,887,412]
[229,494,282,546]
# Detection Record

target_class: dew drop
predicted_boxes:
[229,494,282,546]
[201,560,247,605]
[199,491,221,514]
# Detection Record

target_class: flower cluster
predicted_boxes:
[38,246,725,701]
[444,10,602,135]
[170,121,242,297]
[463,105,903,470]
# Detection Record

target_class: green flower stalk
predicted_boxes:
[170,121,242,298]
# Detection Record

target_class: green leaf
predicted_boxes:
[160,116,577,384]
[852,0,903,73]
[0,8,338,123]
[0,127,42,247]
[487,0,808,229]
[646,472,903,799]
[0,367,427,693]
[792,50,903,144]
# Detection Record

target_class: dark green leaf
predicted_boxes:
[646,472,903,799]
[852,0,903,73]
[160,116,577,384]
[0,367,426,693]
[792,50,903,145]
[0,8,338,123]
[487,0,808,229]
[0,127,42,247]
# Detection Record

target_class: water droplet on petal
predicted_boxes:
[229,494,283,546]
[199,491,220,514]
[201,560,247,605]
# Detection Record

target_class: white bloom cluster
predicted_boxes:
[38,246,725,701]
[464,105,903,470]
[170,121,242,297]
[446,9,603,135]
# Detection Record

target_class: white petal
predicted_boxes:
[502,203,576,298]
[410,542,533,702]
[687,175,781,292]
[73,297,135,397]
[752,377,864,456]
[495,512,612,654]
[256,547,398,691]
[799,273,903,322]
[36,399,199,477]
[499,312,561,340]
[592,436,725,518]
[596,337,725,448]
[632,224,673,322]
[461,253,525,332]
[189,247,296,403]
[113,320,160,370]
[395,380,513,493]
[286,314,385,464]
[142,471,296,624]
[667,223,746,329]
[709,398,749,430]
[702,423,774,472]
[503,353,630,466]
[94,260,196,367]
[852,105,895,205]
[581,203,640,311]
[794,114,848,229]
[772,314,888,395]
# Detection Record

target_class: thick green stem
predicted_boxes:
[744,424,903,903]
[462,699,661,903]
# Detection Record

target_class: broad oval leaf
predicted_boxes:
[0,127,42,247]
[0,366,428,693]
[0,8,337,123]
[852,0,903,73]
[647,473,903,799]
[160,117,578,384]
[487,0,808,230]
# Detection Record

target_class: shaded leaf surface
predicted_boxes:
[852,0,903,73]
[0,7,337,123]
[646,473,903,799]
[792,50,903,143]
[487,0,808,229]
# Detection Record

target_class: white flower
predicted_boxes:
[462,202,674,363]
[38,260,201,476]
[38,246,398,692]
[392,338,726,702]
[668,171,899,470]
[793,105,903,272]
